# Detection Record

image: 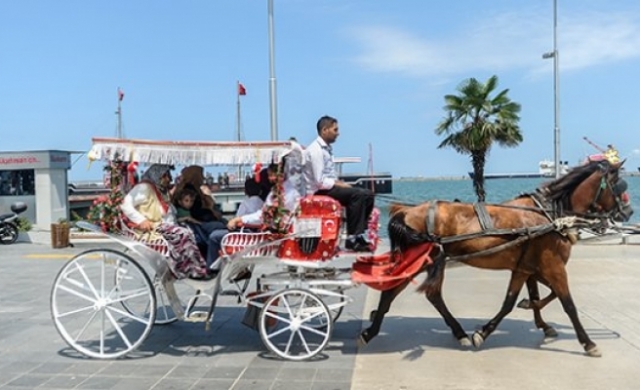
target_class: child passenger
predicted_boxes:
[236,177,264,217]
[173,185,228,268]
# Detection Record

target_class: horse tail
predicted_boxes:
[417,252,445,294]
[388,203,408,217]
[388,211,433,252]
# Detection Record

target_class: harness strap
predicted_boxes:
[474,202,495,230]
[443,223,556,262]
[438,224,552,245]
[426,201,438,237]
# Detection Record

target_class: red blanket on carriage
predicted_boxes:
[351,243,434,291]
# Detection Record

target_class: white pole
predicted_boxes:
[267,0,279,141]
[552,0,560,178]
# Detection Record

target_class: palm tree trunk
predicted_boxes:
[471,151,486,202]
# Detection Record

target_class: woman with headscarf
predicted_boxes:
[121,164,209,279]
[171,165,229,272]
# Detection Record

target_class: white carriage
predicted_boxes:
[50,137,374,361]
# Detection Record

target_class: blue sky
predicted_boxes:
[2,0,640,180]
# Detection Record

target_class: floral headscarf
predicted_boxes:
[141,164,173,190]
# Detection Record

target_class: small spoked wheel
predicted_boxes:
[259,288,333,361]
[51,249,156,359]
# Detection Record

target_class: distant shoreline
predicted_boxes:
[395,176,469,182]
[396,171,640,182]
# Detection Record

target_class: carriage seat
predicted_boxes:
[118,219,171,257]
[278,195,343,261]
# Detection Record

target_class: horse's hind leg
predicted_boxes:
[359,280,411,347]
[422,259,471,346]
[541,264,601,357]
[472,271,529,349]
[519,277,558,338]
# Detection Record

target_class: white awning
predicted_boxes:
[88,137,294,166]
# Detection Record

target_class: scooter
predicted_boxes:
[0,202,27,245]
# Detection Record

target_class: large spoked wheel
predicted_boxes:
[316,288,345,327]
[51,249,156,359]
[0,223,19,244]
[259,288,333,361]
[117,266,194,325]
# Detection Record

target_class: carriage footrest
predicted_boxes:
[184,311,210,323]
[220,290,241,297]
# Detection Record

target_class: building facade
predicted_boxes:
[0,150,73,228]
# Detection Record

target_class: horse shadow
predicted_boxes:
[335,315,620,361]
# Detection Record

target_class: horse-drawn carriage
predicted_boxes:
[51,137,389,361]
[50,136,634,361]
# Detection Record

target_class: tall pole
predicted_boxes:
[267,0,279,141]
[116,87,123,139]
[552,0,560,178]
[542,0,561,178]
[237,81,243,180]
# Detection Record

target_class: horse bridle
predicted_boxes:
[588,164,632,222]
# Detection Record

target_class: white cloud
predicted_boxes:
[347,7,640,79]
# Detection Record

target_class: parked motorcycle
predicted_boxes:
[0,202,27,245]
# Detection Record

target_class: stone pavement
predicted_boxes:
[1,235,640,389]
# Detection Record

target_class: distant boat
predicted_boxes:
[468,159,570,180]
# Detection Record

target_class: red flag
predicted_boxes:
[118,88,124,101]
[238,83,246,96]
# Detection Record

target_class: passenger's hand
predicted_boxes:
[138,220,154,232]
[227,217,242,230]
[187,217,201,225]
[334,180,351,188]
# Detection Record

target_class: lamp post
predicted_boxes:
[542,0,561,178]
[267,0,279,141]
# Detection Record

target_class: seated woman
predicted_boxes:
[172,165,228,272]
[120,164,209,279]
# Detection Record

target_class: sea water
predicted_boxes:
[375,176,640,237]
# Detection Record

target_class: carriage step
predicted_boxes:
[184,311,211,322]
[220,290,241,297]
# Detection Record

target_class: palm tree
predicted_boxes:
[435,75,523,202]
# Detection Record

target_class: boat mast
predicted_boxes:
[367,143,375,193]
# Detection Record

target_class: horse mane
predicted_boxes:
[539,160,608,202]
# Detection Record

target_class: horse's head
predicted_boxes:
[541,160,632,222]
[571,160,632,222]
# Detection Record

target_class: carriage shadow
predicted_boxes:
[55,305,621,361]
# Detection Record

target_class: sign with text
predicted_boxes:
[0,151,71,170]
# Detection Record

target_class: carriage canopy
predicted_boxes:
[88,137,294,167]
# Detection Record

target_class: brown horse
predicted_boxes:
[359,160,630,357]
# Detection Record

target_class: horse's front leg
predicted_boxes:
[517,277,558,338]
[358,280,411,347]
[421,259,471,347]
[472,271,529,348]
[541,261,601,357]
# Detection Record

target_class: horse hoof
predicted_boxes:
[357,334,368,348]
[458,336,472,348]
[516,298,532,310]
[586,345,602,358]
[472,332,484,348]
[543,327,558,339]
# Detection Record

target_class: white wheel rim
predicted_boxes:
[259,289,333,361]
[51,250,156,359]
